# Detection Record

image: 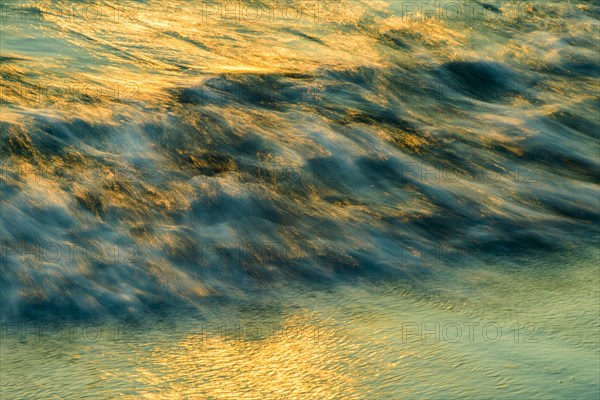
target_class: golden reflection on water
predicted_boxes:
[129,316,358,399]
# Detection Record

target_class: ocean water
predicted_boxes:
[1,0,599,398]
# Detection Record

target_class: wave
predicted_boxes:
[1,0,599,319]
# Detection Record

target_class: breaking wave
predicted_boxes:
[1,0,599,319]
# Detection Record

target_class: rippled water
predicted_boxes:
[2,253,599,398]
[1,0,599,398]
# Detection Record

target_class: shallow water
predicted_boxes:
[1,0,599,398]
[2,251,599,399]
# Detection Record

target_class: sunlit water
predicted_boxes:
[1,0,599,398]
[2,251,599,398]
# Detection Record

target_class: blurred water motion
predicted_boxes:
[0,0,599,398]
